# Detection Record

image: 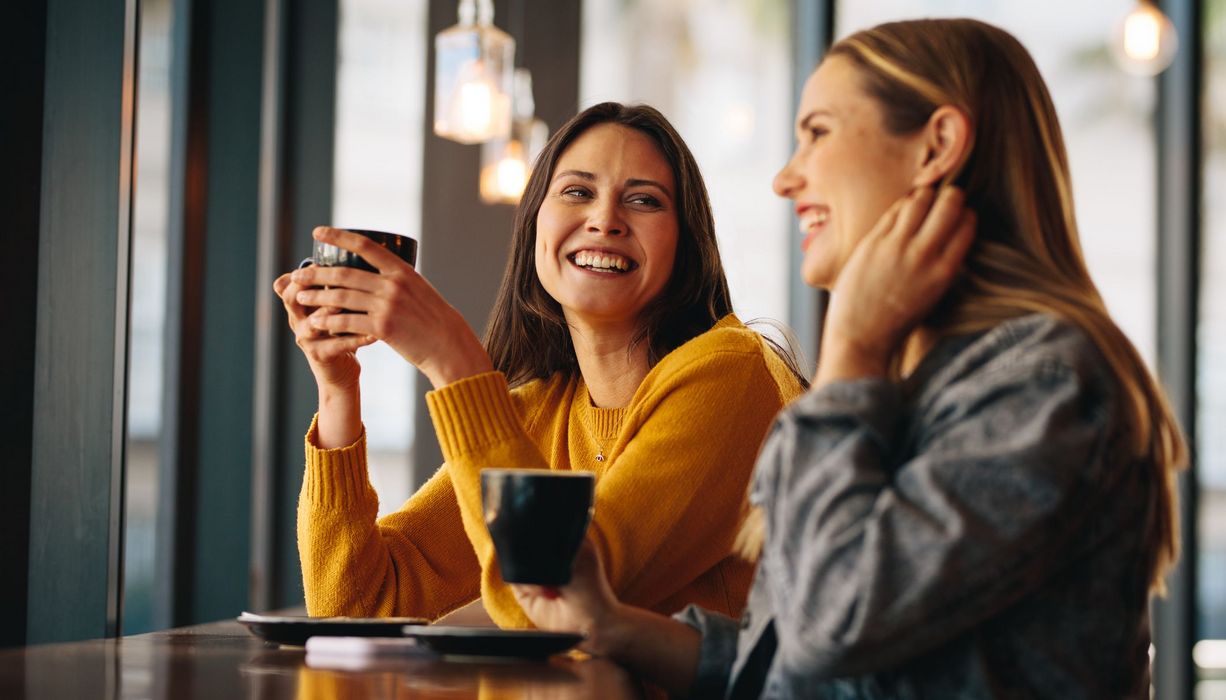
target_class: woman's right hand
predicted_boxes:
[510,540,624,656]
[273,270,375,393]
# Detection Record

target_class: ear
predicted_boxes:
[911,106,972,188]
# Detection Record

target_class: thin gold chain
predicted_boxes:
[578,392,608,463]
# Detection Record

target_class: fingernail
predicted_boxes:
[542,587,560,600]
[296,291,308,303]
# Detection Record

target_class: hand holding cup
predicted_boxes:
[286,226,493,389]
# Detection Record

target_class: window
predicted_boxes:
[580,0,794,335]
[123,0,173,635]
[1197,0,1226,694]
[332,0,428,513]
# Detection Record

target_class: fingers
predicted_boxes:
[307,307,377,338]
[911,186,968,255]
[291,263,383,293]
[276,274,314,328]
[938,209,978,276]
[888,186,939,243]
[510,583,560,602]
[296,331,376,359]
[864,195,906,241]
[296,286,377,313]
[313,226,408,274]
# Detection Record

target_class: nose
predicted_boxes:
[772,150,804,199]
[586,198,626,236]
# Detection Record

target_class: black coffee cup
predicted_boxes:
[480,469,595,586]
[303,228,418,271]
[295,229,418,334]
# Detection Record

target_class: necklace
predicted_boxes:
[583,408,608,462]
[578,391,613,463]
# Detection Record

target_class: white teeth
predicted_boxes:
[799,209,830,234]
[573,250,631,271]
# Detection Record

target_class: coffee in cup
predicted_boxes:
[480,469,595,586]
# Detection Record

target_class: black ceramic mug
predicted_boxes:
[299,228,418,272]
[296,228,418,334]
[480,469,596,586]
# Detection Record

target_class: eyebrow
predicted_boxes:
[553,170,674,200]
[795,109,835,131]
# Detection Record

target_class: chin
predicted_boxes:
[800,260,835,290]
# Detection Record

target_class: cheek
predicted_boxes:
[648,230,679,289]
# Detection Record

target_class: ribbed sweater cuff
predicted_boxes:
[302,413,373,509]
[425,371,521,462]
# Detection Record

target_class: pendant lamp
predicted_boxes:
[1112,0,1178,76]
[480,68,549,204]
[434,0,515,143]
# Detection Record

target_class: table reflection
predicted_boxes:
[0,620,643,699]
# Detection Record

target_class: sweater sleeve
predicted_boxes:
[754,353,1116,678]
[297,415,481,619]
[427,346,790,628]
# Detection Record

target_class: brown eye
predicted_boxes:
[627,194,663,209]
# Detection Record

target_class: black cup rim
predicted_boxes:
[313,228,417,269]
[335,228,417,243]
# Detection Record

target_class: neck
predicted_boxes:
[567,315,650,408]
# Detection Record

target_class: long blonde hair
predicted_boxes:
[740,19,1186,595]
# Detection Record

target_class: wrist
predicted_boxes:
[585,601,635,659]
[316,383,362,449]
[421,346,494,389]
[815,336,891,387]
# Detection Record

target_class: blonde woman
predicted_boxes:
[511,19,1185,699]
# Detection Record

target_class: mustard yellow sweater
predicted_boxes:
[297,314,804,628]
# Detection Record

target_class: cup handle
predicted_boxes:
[297,257,315,270]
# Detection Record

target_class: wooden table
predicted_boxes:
[0,619,645,699]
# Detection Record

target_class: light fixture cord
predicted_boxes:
[509,0,524,65]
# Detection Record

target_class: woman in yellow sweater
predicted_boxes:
[274,102,806,628]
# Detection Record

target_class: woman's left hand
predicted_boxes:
[511,540,624,656]
[289,227,494,388]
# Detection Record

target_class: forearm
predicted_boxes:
[316,381,362,448]
[597,603,702,697]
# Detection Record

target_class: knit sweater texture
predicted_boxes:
[297,314,805,627]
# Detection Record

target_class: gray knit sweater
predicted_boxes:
[678,314,1156,699]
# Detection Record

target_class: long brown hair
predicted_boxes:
[811,18,1185,594]
[483,102,735,387]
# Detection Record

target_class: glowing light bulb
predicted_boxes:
[479,69,548,205]
[494,155,528,199]
[458,78,494,136]
[1112,1,1178,76]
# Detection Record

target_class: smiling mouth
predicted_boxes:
[799,207,830,234]
[568,250,638,274]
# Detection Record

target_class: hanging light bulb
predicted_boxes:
[434,0,515,143]
[480,69,549,204]
[1111,0,1178,76]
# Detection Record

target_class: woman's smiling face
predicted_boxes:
[773,56,928,289]
[534,123,679,328]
